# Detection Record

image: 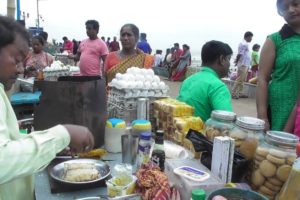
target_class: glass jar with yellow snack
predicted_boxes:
[229,117,265,160]
[250,131,299,200]
[205,110,236,141]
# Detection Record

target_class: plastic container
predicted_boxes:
[277,143,300,199]
[136,132,152,168]
[229,116,265,160]
[106,175,137,197]
[205,110,236,141]
[207,188,267,200]
[165,159,223,200]
[250,131,299,199]
[174,166,210,182]
[131,119,151,137]
[191,189,206,200]
[105,118,127,153]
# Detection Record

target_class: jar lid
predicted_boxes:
[211,110,236,121]
[140,132,151,140]
[236,117,265,130]
[106,118,126,128]
[266,131,299,148]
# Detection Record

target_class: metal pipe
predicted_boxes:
[37,0,40,30]
[16,0,21,20]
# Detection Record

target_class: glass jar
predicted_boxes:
[205,110,236,141]
[250,131,299,200]
[277,155,300,200]
[229,117,265,160]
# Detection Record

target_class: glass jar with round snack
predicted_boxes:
[250,131,299,200]
[229,117,265,160]
[205,110,237,141]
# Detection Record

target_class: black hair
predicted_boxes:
[156,49,162,54]
[201,40,233,64]
[252,44,260,51]
[0,16,30,51]
[32,35,45,46]
[120,23,139,39]
[174,43,179,47]
[39,31,48,41]
[140,33,147,39]
[244,31,253,38]
[276,0,284,14]
[62,36,68,40]
[183,44,190,50]
[85,20,99,32]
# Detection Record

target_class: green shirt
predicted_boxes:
[177,67,232,121]
[251,51,259,66]
[0,84,70,200]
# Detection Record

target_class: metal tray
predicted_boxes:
[49,159,110,184]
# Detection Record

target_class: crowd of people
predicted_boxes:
[0,0,299,199]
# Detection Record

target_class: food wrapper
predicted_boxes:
[154,98,194,117]
[174,116,204,134]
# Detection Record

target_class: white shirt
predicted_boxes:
[237,40,251,68]
[154,54,163,67]
[0,83,70,200]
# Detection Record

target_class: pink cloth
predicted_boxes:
[63,40,73,52]
[294,101,300,137]
[78,38,109,76]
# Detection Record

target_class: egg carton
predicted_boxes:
[107,86,168,99]
[107,88,158,123]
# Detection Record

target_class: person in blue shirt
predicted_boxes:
[137,33,152,54]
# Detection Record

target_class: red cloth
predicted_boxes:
[63,40,73,52]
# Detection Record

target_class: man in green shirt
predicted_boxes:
[177,40,233,121]
[0,16,95,200]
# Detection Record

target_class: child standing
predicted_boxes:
[250,44,260,79]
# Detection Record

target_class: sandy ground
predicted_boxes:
[163,77,257,118]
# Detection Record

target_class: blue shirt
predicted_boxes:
[137,39,152,54]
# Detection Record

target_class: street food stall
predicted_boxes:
[13,65,299,200]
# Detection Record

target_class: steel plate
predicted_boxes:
[49,158,110,184]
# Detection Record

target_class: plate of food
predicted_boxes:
[49,159,111,184]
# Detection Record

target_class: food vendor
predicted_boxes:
[0,16,94,200]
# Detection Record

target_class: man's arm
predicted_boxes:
[0,124,70,184]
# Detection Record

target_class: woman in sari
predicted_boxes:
[171,44,191,81]
[24,35,54,78]
[104,24,154,83]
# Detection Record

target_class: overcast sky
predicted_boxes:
[1,0,285,58]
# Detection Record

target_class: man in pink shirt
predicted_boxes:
[74,20,108,76]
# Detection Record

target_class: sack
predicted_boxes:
[185,129,249,182]
[34,76,107,147]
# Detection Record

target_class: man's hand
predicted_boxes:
[63,124,95,154]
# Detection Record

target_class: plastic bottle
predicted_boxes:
[191,189,206,200]
[277,143,300,200]
[151,130,165,171]
[136,132,152,168]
